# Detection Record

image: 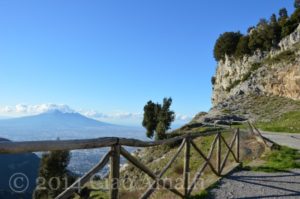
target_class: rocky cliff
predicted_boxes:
[212,25,300,106]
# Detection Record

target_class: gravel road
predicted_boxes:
[208,169,300,199]
[207,131,300,198]
[261,132,300,150]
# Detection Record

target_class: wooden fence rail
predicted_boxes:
[0,129,241,199]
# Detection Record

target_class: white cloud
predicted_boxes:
[82,110,142,120]
[0,104,75,116]
[176,114,192,121]
[0,103,192,124]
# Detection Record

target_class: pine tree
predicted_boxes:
[142,101,160,138]
[270,14,277,25]
[235,36,251,58]
[33,150,75,199]
[269,14,282,47]
[142,98,175,140]
[278,8,289,26]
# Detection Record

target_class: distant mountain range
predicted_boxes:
[0,110,112,130]
[0,110,145,141]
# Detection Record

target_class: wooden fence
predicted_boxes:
[0,129,241,199]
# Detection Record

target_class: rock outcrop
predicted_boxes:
[212,25,300,106]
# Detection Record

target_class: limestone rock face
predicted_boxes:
[279,25,300,51]
[212,25,300,106]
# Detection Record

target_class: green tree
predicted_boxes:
[280,6,300,38]
[213,32,242,61]
[142,98,175,140]
[281,20,296,38]
[235,36,251,58]
[142,101,160,138]
[270,14,277,25]
[290,7,300,23]
[156,98,175,140]
[249,18,281,52]
[257,18,268,28]
[33,150,74,199]
[278,8,289,27]
[269,15,282,47]
[248,28,266,52]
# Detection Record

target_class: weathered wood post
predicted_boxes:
[216,132,221,175]
[236,128,240,163]
[183,137,190,197]
[110,144,120,199]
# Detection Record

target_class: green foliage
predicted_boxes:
[278,8,289,23]
[214,3,300,61]
[281,20,297,38]
[188,190,209,199]
[235,36,251,58]
[213,32,242,61]
[291,8,300,24]
[142,98,175,140]
[278,7,300,38]
[33,150,75,199]
[211,76,216,85]
[142,101,160,138]
[270,13,277,24]
[258,111,300,133]
[155,121,167,140]
[248,20,280,52]
[264,49,296,65]
[251,146,300,172]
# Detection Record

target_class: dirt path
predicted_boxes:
[261,131,300,150]
[208,169,300,199]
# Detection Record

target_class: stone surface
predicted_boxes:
[208,169,300,199]
[279,25,300,51]
[261,131,300,150]
[212,25,300,106]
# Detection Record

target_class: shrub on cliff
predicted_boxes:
[283,8,300,37]
[235,36,251,58]
[211,76,216,85]
[214,2,300,61]
[248,18,281,52]
[213,32,242,61]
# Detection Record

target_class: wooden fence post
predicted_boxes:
[236,128,240,163]
[184,137,190,197]
[216,132,221,175]
[110,144,120,199]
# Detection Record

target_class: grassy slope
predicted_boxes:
[214,95,300,133]
[247,146,300,172]
[258,111,300,133]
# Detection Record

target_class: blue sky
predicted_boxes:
[0,0,295,125]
